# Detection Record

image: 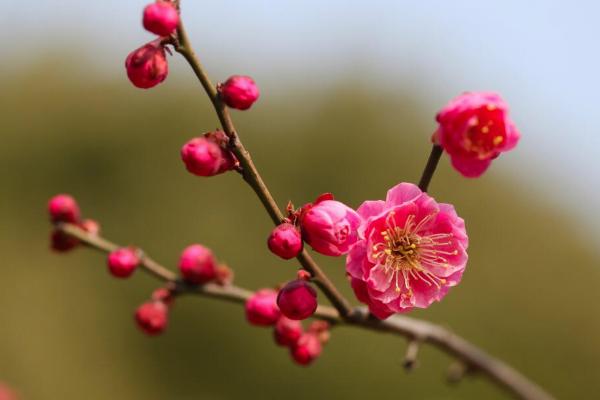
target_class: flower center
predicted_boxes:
[372,212,457,298]
[463,105,505,159]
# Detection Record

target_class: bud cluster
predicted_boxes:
[245,286,329,366]
[47,194,100,252]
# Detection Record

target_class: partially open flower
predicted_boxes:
[277,280,317,320]
[300,197,360,256]
[245,289,281,326]
[125,40,168,89]
[346,182,468,318]
[435,92,520,177]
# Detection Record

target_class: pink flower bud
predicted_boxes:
[277,280,317,320]
[152,287,175,306]
[181,131,237,177]
[300,199,360,256]
[215,264,234,286]
[245,289,280,326]
[273,316,303,347]
[48,194,80,223]
[125,40,168,89]
[135,301,168,336]
[0,383,18,400]
[143,2,179,37]
[219,75,260,110]
[107,247,140,278]
[436,92,520,177]
[80,219,101,235]
[267,223,302,260]
[296,270,311,281]
[50,229,79,252]
[178,244,217,284]
[308,320,330,344]
[290,332,322,366]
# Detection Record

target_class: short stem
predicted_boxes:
[418,144,443,192]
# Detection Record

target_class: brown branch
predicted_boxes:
[58,223,553,400]
[171,19,354,319]
[418,144,443,192]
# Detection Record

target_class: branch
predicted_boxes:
[418,144,443,192]
[171,19,354,319]
[58,223,553,400]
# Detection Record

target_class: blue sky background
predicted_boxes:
[4,0,599,242]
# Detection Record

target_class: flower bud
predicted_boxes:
[135,301,168,336]
[277,280,317,320]
[290,332,322,366]
[181,131,237,177]
[219,75,260,110]
[178,244,217,284]
[435,92,520,177]
[300,199,360,256]
[50,230,79,252]
[245,289,280,326]
[267,223,302,260]
[48,194,80,223]
[107,247,140,278]
[0,383,18,400]
[215,264,234,286]
[125,40,168,89]
[143,2,179,37]
[152,287,175,306]
[80,219,101,235]
[273,316,303,347]
[296,270,311,281]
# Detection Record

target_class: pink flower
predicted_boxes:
[435,92,520,177]
[107,247,140,278]
[245,289,281,326]
[178,244,217,284]
[135,301,168,336]
[181,131,237,177]
[346,182,468,318]
[125,40,168,89]
[143,2,179,37]
[48,194,80,223]
[219,75,260,110]
[50,230,79,252]
[300,197,361,257]
[267,223,303,260]
[277,280,318,320]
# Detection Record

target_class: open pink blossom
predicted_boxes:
[435,92,520,177]
[346,183,468,318]
[300,196,360,256]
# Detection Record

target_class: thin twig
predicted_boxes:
[171,19,354,319]
[57,223,554,400]
[418,144,443,192]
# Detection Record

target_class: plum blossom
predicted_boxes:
[346,183,468,318]
[435,92,520,177]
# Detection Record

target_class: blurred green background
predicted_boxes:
[1,52,599,400]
